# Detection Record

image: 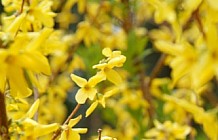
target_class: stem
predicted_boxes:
[98,128,102,140]
[63,104,81,125]
[33,86,39,121]
[140,71,154,119]
[149,54,166,82]
[51,104,81,140]
[90,0,103,25]
[0,92,9,140]
[19,0,25,14]
[140,54,166,120]
[121,0,133,32]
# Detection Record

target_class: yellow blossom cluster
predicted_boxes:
[1,0,218,140]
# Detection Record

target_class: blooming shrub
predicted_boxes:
[0,0,218,140]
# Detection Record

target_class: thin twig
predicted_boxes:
[140,54,166,120]
[98,128,102,140]
[33,86,39,121]
[90,0,103,25]
[0,92,9,140]
[19,0,25,14]
[149,54,166,83]
[121,0,133,32]
[51,104,81,140]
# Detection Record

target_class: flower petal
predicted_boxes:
[87,88,97,101]
[68,115,82,127]
[75,88,88,104]
[102,47,112,57]
[72,128,88,134]
[17,52,51,75]
[88,71,106,87]
[105,69,122,85]
[108,55,126,68]
[25,99,40,119]
[71,74,87,87]
[104,88,119,98]
[7,65,32,98]
[85,101,98,117]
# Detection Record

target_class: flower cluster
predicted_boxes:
[1,0,218,140]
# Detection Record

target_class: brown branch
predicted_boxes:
[183,1,205,38]
[98,128,102,140]
[149,54,166,83]
[140,72,154,120]
[121,0,133,32]
[51,104,81,140]
[193,8,206,39]
[19,0,25,14]
[140,54,166,120]
[0,92,9,140]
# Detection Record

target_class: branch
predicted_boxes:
[0,92,9,140]
[51,104,81,140]
[98,128,102,140]
[140,54,166,120]
[149,54,166,82]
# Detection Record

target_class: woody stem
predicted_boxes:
[51,104,81,140]
[0,92,9,140]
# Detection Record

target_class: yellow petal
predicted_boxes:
[59,131,67,140]
[35,123,59,137]
[75,88,88,104]
[78,0,86,14]
[100,136,117,140]
[206,0,218,10]
[23,118,59,137]
[67,130,80,140]
[105,69,122,85]
[87,88,97,101]
[7,65,32,98]
[71,74,87,87]
[88,71,106,87]
[25,99,40,119]
[68,115,82,127]
[85,101,98,117]
[72,128,88,134]
[92,63,108,69]
[18,52,51,75]
[33,9,55,28]
[104,88,119,98]
[26,28,53,51]
[163,95,218,140]
[192,55,214,89]
[108,55,126,68]
[102,48,112,57]
[155,40,182,55]
[6,13,26,34]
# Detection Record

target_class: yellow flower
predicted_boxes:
[145,120,191,140]
[155,40,198,87]
[75,21,100,46]
[10,99,59,139]
[93,48,126,85]
[59,115,87,140]
[21,118,59,139]
[71,72,105,104]
[163,95,218,140]
[0,32,51,97]
[85,87,119,117]
[2,0,56,32]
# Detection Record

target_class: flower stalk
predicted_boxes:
[51,104,81,140]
